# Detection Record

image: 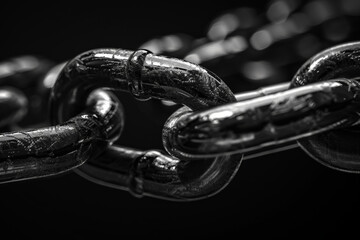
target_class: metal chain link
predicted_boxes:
[1,0,360,201]
[163,42,360,172]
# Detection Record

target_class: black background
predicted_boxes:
[0,3,360,239]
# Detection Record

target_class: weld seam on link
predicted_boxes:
[128,152,149,198]
[126,49,153,100]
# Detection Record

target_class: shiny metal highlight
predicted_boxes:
[50,48,242,201]
[0,89,124,183]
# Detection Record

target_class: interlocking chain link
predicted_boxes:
[49,48,242,200]
[1,1,360,201]
[164,42,360,174]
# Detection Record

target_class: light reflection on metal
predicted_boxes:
[0,63,14,78]
[43,62,66,89]
[161,100,177,107]
[185,36,248,64]
[48,48,241,201]
[2,2,360,200]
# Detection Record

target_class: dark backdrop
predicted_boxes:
[0,3,359,239]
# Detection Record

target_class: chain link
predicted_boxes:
[49,48,242,201]
[1,1,360,201]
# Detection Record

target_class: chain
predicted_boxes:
[1,1,360,201]
[163,43,360,171]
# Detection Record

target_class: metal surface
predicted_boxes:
[1,42,360,199]
[163,78,360,158]
[162,42,360,174]
[1,2,360,202]
[49,48,242,201]
[0,88,124,183]
[292,42,360,172]
[77,146,241,201]
[50,48,235,123]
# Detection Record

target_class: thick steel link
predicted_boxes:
[49,0,360,198]
[0,89,123,183]
[50,48,235,119]
[49,48,242,201]
[163,42,360,173]
[0,56,125,183]
[137,0,360,138]
[163,78,360,156]
[292,42,360,172]
[77,145,240,201]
